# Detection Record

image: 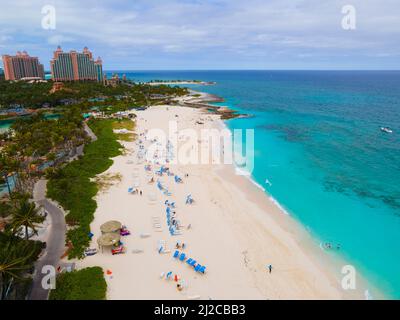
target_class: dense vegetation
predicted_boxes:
[0,79,188,110]
[0,81,53,108]
[0,227,43,300]
[1,107,87,195]
[9,109,84,157]
[49,266,107,300]
[46,119,122,258]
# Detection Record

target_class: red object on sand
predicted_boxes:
[111,245,125,255]
[174,275,178,282]
[106,270,112,275]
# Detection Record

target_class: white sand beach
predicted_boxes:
[75,104,355,300]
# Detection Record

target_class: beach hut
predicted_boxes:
[100,220,122,234]
[97,232,121,253]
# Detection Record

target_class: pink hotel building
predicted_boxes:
[2,51,45,80]
[50,46,103,82]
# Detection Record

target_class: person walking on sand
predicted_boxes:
[267,264,273,274]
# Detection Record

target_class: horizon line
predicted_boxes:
[40,69,400,73]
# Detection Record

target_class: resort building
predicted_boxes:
[50,46,103,82]
[104,73,121,87]
[50,82,65,93]
[1,51,45,81]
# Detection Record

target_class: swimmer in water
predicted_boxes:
[325,242,332,249]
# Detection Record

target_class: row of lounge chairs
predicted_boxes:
[173,250,206,274]
[166,207,181,236]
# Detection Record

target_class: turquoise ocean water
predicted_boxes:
[109,70,400,298]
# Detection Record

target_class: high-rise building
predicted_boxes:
[1,51,45,81]
[50,46,103,82]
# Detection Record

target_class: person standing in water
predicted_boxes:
[267,264,273,274]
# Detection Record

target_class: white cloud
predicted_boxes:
[0,0,399,69]
[47,34,74,45]
[163,44,184,53]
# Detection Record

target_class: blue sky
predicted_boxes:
[0,0,399,70]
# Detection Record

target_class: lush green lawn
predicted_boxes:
[49,267,107,300]
[112,118,136,141]
[111,118,135,131]
[47,119,123,258]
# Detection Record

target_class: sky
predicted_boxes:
[0,0,399,70]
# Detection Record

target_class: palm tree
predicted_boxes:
[11,197,44,240]
[0,239,35,300]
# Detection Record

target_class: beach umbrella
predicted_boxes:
[97,232,121,252]
[100,220,122,233]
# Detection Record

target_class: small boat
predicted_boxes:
[381,127,393,134]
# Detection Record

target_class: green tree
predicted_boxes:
[0,238,36,300]
[11,196,44,240]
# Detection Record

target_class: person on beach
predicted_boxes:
[140,190,143,196]
[267,264,273,274]
[325,242,332,249]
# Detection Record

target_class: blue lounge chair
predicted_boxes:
[179,253,186,261]
[173,250,179,258]
[194,264,202,272]
[186,194,194,204]
[186,258,193,265]
[174,175,182,183]
[189,260,197,267]
[199,266,206,274]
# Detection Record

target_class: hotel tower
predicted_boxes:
[2,51,45,81]
[50,46,103,82]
